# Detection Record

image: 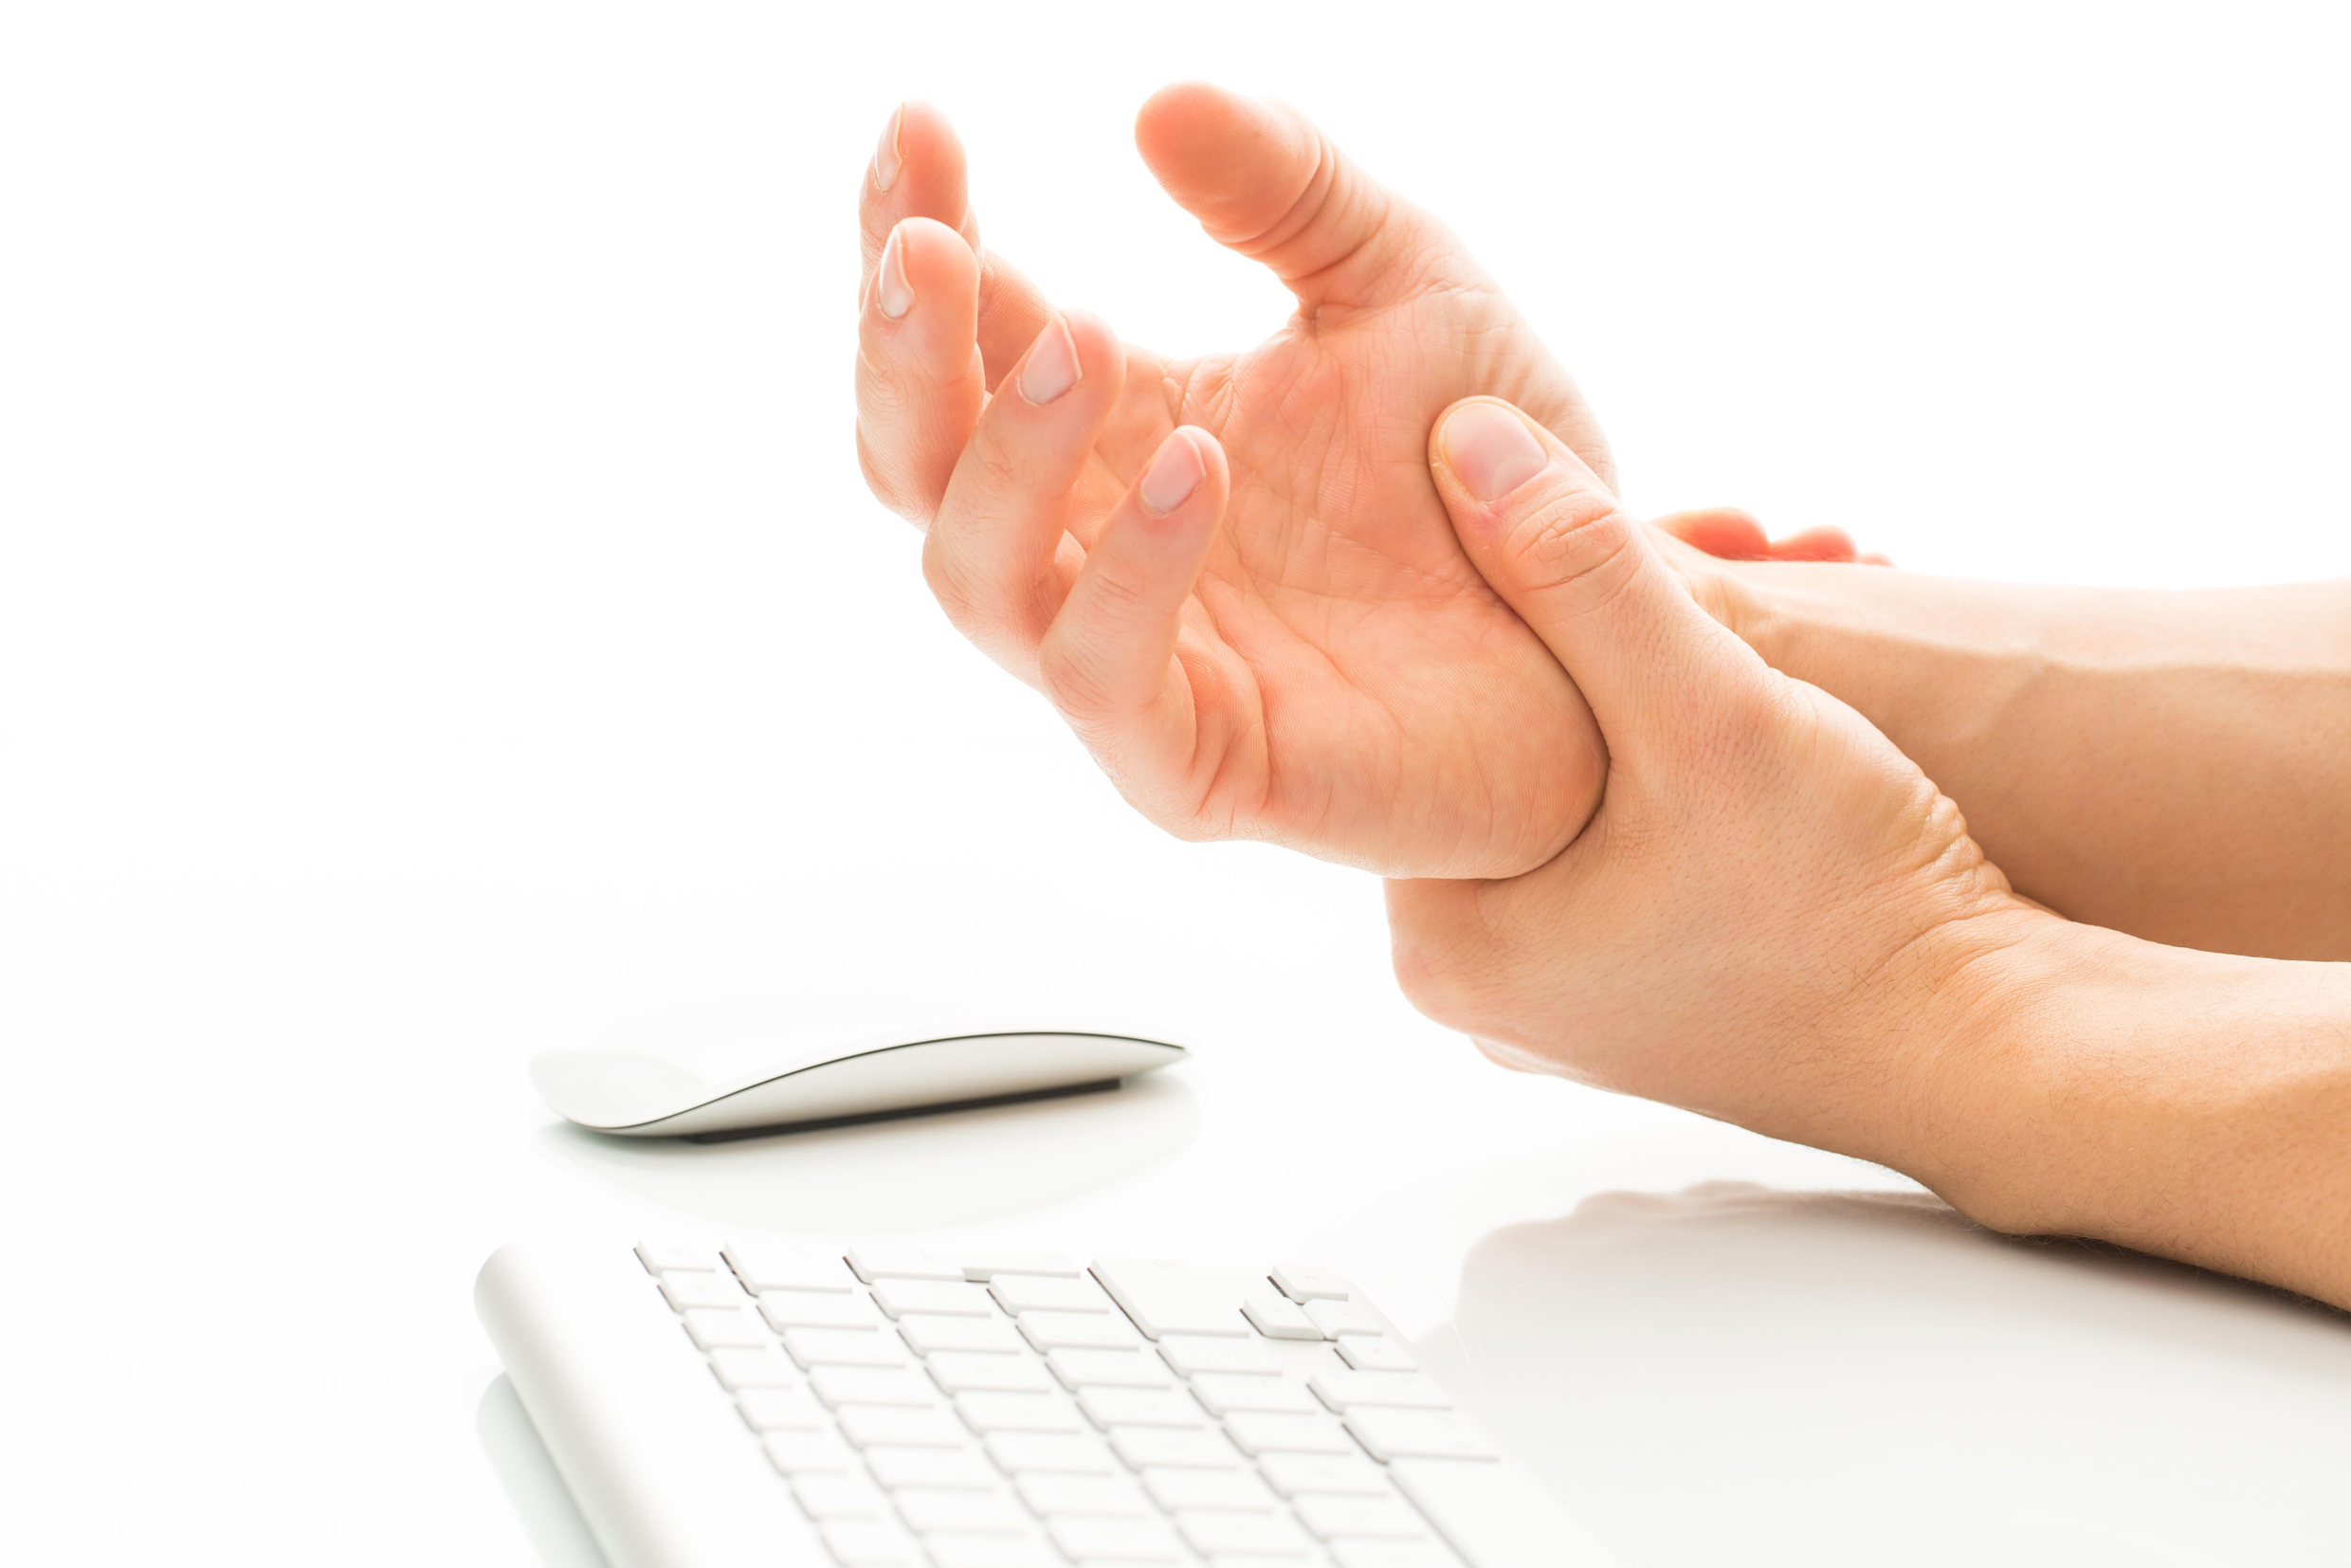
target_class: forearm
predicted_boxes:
[1721,568,2351,960]
[1911,918,2351,1309]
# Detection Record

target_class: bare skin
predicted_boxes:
[852,85,2351,1309]
[855,86,1614,879]
[1397,402,2351,1312]
[1656,543,2351,962]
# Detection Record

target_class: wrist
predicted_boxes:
[1888,915,2130,1236]
[1668,550,2053,775]
[1896,917,2351,1304]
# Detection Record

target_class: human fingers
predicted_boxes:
[1765,526,1862,563]
[1132,82,1473,313]
[860,101,1057,387]
[1653,506,1772,559]
[1035,428,1228,815]
[922,310,1128,678]
[1429,398,1761,742]
[856,218,984,524]
[1654,509,1876,566]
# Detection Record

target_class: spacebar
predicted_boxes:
[1389,1458,1622,1568]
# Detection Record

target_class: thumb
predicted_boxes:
[1430,398,1748,738]
[1133,82,1462,314]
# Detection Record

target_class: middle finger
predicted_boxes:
[923,309,1128,682]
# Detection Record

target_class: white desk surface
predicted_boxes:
[11,856,2351,1568]
[8,6,2351,1566]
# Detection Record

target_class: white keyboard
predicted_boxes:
[475,1237,1614,1568]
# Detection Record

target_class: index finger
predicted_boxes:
[858,101,1057,389]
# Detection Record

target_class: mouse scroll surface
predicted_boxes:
[529,947,1189,1137]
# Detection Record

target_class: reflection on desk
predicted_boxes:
[1421,1183,2351,1568]
[478,1375,614,1568]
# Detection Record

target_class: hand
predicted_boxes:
[854,86,1613,879]
[1651,505,1891,566]
[1387,399,2045,1168]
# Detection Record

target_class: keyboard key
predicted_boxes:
[1015,1473,1152,1518]
[683,1307,770,1350]
[864,1446,1000,1490]
[1176,1510,1313,1557]
[1303,1300,1384,1339]
[985,1431,1119,1475]
[928,1352,1057,1395]
[990,1274,1114,1315]
[1049,1349,1175,1389]
[871,1279,995,1318]
[1158,1337,1275,1377]
[1018,1312,1142,1352]
[812,1366,938,1408]
[1255,1452,1389,1498]
[1341,1410,1497,1463]
[1092,1258,1253,1339]
[1270,1265,1351,1303]
[1388,1451,1557,1568]
[1139,1468,1277,1512]
[847,1245,964,1283]
[1241,1295,1322,1340]
[956,1391,1084,1433]
[838,1405,968,1449]
[726,1244,855,1293]
[923,1534,1060,1568]
[1223,1412,1358,1456]
[1108,1427,1241,1469]
[901,1315,1026,1356]
[1307,1371,1449,1413]
[764,1431,857,1474]
[892,1487,1031,1535]
[955,1250,1084,1281]
[660,1269,750,1309]
[793,1472,892,1520]
[785,1328,910,1368]
[1048,1516,1187,1561]
[819,1519,923,1566]
[706,1346,799,1390]
[1292,1495,1430,1541]
[1335,1339,1416,1374]
[636,1239,721,1274]
[737,1386,827,1431]
[1328,1543,1459,1568]
[1076,1387,1206,1429]
[761,1290,882,1330]
[1189,1375,1319,1415]
[1211,1555,1325,1568]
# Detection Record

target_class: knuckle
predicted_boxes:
[856,428,927,524]
[920,530,980,624]
[1034,629,1110,720]
[1077,553,1152,628]
[1507,485,1640,599]
[964,424,1027,500]
[858,349,914,420]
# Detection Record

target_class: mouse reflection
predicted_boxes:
[1418,1183,2351,1568]
[538,1068,1200,1233]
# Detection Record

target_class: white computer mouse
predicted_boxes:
[530,946,1188,1140]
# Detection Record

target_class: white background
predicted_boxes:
[4,3,2349,1565]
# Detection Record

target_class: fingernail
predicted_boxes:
[1019,317,1080,406]
[877,224,914,319]
[1139,431,1204,516]
[873,104,903,192]
[1440,402,1550,504]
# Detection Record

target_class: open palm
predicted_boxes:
[856,84,1611,879]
